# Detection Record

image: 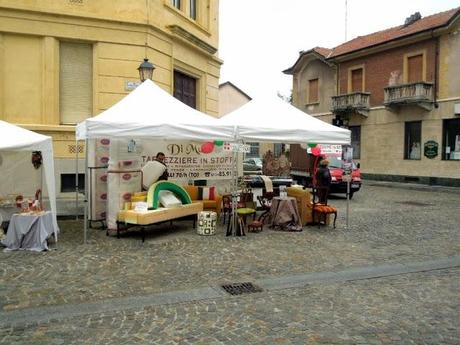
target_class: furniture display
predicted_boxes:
[115,202,203,242]
[286,187,313,225]
[256,191,274,224]
[221,194,232,224]
[182,185,222,216]
[225,206,256,237]
[1,211,54,251]
[247,220,263,233]
[197,211,217,235]
[269,196,302,231]
[311,186,337,228]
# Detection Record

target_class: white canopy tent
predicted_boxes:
[0,120,59,239]
[76,79,236,242]
[218,97,351,234]
[76,79,235,141]
[218,96,350,144]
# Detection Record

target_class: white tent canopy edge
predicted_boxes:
[0,120,59,239]
[218,96,351,145]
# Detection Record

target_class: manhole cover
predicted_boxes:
[221,282,263,295]
[396,201,431,206]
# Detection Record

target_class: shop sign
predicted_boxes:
[307,144,342,157]
[424,140,438,159]
[140,140,235,180]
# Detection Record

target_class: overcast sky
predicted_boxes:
[219,0,460,99]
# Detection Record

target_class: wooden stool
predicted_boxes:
[248,220,263,233]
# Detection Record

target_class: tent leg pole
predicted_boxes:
[75,139,79,221]
[84,139,88,244]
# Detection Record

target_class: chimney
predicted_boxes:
[404,12,422,26]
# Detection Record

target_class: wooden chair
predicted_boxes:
[256,191,274,224]
[221,194,232,225]
[311,186,337,228]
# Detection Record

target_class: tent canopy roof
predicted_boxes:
[218,97,350,144]
[0,120,52,152]
[77,80,235,141]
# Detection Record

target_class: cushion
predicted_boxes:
[197,186,216,200]
[158,190,182,208]
[202,200,218,209]
[141,161,166,190]
[314,205,337,213]
[182,185,198,200]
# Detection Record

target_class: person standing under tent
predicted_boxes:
[154,152,168,181]
[315,159,331,203]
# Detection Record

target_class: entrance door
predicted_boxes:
[174,70,197,109]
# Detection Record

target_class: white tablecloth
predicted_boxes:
[0,205,18,223]
[2,211,54,252]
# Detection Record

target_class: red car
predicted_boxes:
[322,156,362,199]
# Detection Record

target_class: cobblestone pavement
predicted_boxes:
[1,183,459,344]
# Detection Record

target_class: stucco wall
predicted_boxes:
[439,19,460,99]
[295,59,335,114]
[218,83,250,116]
[343,101,459,179]
[0,1,221,159]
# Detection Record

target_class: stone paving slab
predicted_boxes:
[0,184,459,344]
[0,268,458,344]
[1,256,459,328]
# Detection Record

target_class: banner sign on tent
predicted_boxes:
[223,143,250,153]
[307,144,342,157]
[140,141,234,180]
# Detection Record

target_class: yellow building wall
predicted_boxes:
[439,18,460,99]
[0,0,221,159]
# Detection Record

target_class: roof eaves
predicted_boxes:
[327,8,460,60]
[219,81,252,100]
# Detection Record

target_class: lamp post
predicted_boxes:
[137,58,155,82]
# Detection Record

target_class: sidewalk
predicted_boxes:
[364,179,460,193]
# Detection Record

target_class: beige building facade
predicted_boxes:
[285,8,460,187]
[0,0,222,212]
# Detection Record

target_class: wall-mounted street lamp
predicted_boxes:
[137,58,155,82]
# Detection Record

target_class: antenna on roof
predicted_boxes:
[345,0,348,41]
[404,12,422,26]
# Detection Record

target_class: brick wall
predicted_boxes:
[338,39,437,106]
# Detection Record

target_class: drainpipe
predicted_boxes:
[433,29,439,108]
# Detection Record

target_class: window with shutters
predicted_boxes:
[307,78,319,104]
[407,54,423,83]
[174,70,197,109]
[404,51,425,84]
[351,68,363,92]
[59,42,93,124]
[347,65,365,93]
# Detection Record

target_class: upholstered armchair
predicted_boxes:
[286,186,313,226]
[182,185,222,216]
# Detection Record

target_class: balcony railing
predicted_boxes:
[384,82,433,110]
[331,92,370,117]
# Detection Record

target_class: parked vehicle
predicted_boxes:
[289,144,362,198]
[243,157,263,172]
